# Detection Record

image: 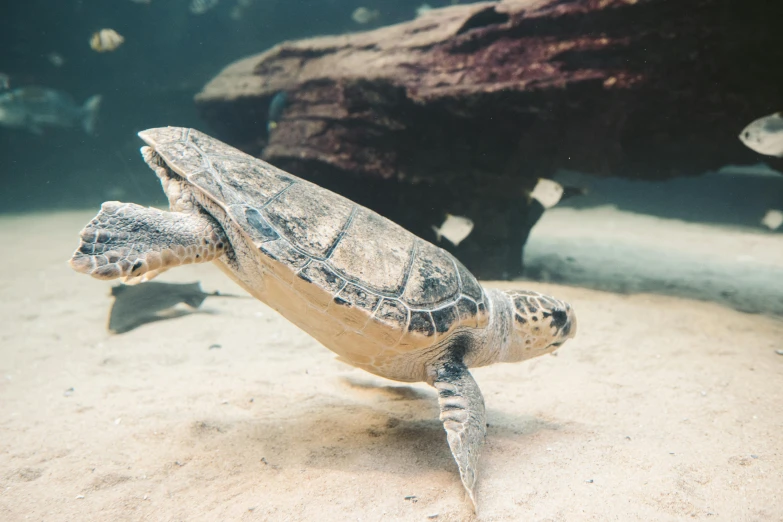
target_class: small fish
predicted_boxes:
[267,91,288,133]
[416,4,433,17]
[48,52,65,67]
[432,214,474,247]
[529,178,587,208]
[0,73,9,91]
[761,209,783,231]
[108,281,246,333]
[0,87,101,135]
[352,7,380,24]
[90,29,124,53]
[739,112,783,158]
[529,178,564,209]
[190,0,220,15]
[129,0,151,3]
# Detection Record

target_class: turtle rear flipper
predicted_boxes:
[69,201,228,283]
[430,356,487,512]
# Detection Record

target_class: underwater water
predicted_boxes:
[0,0,443,211]
[0,1,781,520]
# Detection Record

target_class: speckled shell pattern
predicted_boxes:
[138,127,491,382]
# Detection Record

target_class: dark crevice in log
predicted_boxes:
[455,7,510,36]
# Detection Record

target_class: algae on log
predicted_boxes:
[195,0,783,279]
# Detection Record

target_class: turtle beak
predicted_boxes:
[564,313,577,339]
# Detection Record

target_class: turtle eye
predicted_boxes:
[550,309,568,329]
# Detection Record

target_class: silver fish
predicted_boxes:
[352,7,380,24]
[529,177,586,208]
[48,52,65,67]
[0,87,102,135]
[432,214,474,246]
[416,3,433,17]
[761,209,783,231]
[189,0,220,15]
[739,112,783,158]
[90,29,124,53]
[0,73,9,91]
[530,178,564,209]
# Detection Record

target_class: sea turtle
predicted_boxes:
[69,127,577,509]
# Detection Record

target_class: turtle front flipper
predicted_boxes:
[69,201,228,284]
[429,356,487,511]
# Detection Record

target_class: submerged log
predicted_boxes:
[196,0,783,279]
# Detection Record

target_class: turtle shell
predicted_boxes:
[138,127,489,380]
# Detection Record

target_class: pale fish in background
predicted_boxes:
[230,0,253,19]
[190,0,220,15]
[47,52,65,67]
[530,177,587,208]
[129,0,151,3]
[352,7,380,24]
[416,4,433,17]
[105,186,127,200]
[0,73,9,91]
[739,112,783,157]
[90,29,124,52]
[761,209,783,231]
[530,178,564,208]
[0,87,101,135]
[267,91,288,132]
[432,214,474,246]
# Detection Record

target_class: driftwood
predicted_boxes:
[195,0,783,278]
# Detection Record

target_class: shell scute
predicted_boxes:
[363,299,409,347]
[328,283,382,329]
[189,171,227,203]
[139,127,186,146]
[294,261,345,310]
[455,297,479,328]
[455,258,483,302]
[188,128,249,157]
[159,140,206,175]
[208,156,292,206]
[431,305,459,334]
[327,208,415,296]
[258,238,309,278]
[408,310,436,337]
[401,241,459,307]
[243,207,279,243]
[338,283,382,313]
[263,182,355,259]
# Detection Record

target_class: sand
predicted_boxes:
[1,210,782,521]
[525,206,783,316]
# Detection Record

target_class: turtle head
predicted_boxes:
[501,289,576,362]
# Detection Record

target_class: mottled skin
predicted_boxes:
[69,127,577,510]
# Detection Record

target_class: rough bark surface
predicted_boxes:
[195,0,783,278]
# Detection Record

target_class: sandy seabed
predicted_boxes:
[0,210,781,522]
